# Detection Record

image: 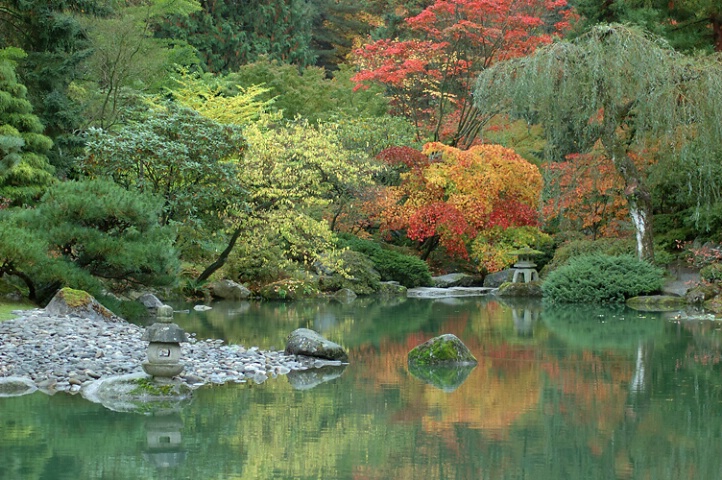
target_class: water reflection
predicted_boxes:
[3,296,722,479]
[144,410,186,470]
[407,363,476,391]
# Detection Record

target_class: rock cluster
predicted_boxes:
[0,309,344,396]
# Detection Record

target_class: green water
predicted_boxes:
[2,296,722,479]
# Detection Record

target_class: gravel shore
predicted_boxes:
[0,309,340,395]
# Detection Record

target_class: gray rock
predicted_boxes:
[138,293,164,310]
[210,279,251,301]
[285,328,349,362]
[407,334,477,366]
[483,269,514,288]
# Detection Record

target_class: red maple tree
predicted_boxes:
[352,0,575,148]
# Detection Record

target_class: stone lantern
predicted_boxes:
[142,307,188,381]
[510,247,542,283]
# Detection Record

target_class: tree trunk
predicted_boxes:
[419,235,440,261]
[195,227,243,283]
[602,103,655,262]
[608,150,655,262]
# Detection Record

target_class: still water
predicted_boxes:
[2,295,722,480]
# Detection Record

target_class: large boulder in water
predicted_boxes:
[285,328,349,362]
[45,288,121,322]
[408,334,477,366]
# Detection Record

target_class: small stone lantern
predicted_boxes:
[142,307,188,381]
[510,247,542,283]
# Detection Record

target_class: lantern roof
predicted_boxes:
[142,322,188,343]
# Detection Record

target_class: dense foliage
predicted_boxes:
[476,24,722,261]
[542,254,664,303]
[375,142,544,270]
[0,178,178,303]
[0,48,55,206]
[352,0,574,147]
[0,0,721,304]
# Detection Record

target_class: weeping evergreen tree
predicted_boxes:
[0,47,55,206]
[475,24,722,261]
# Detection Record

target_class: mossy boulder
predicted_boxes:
[626,295,687,312]
[45,288,121,322]
[407,334,477,366]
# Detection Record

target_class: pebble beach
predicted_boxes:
[0,309,340,395]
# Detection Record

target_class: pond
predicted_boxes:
[2,295,722,480]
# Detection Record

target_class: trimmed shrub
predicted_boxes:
[545,237,635,274]
[338,235,432,288]
[542,254,664,303]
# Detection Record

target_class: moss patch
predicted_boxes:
[130,378,177,396]
[58,288,93,308]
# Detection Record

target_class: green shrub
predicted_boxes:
[338,234,432,288]
[542,254,664,303]
[546,237,636,273]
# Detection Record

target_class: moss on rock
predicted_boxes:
[407,334,477,366]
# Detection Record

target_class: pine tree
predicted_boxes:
[0,48,54,206]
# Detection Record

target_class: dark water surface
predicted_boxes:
[3,296,722,479]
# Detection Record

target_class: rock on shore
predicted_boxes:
[0,309,344,396]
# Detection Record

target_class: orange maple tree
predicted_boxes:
[377,142,543,266]
[352,0,575,147]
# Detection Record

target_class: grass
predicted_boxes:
[0,301,35,322]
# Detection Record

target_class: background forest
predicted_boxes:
[0,0,721,311]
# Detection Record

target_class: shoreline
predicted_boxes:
[0,308,343,397]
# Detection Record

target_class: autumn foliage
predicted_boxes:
[352,0,575,146]
[376,142,542,268]
[542,149,658,238]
